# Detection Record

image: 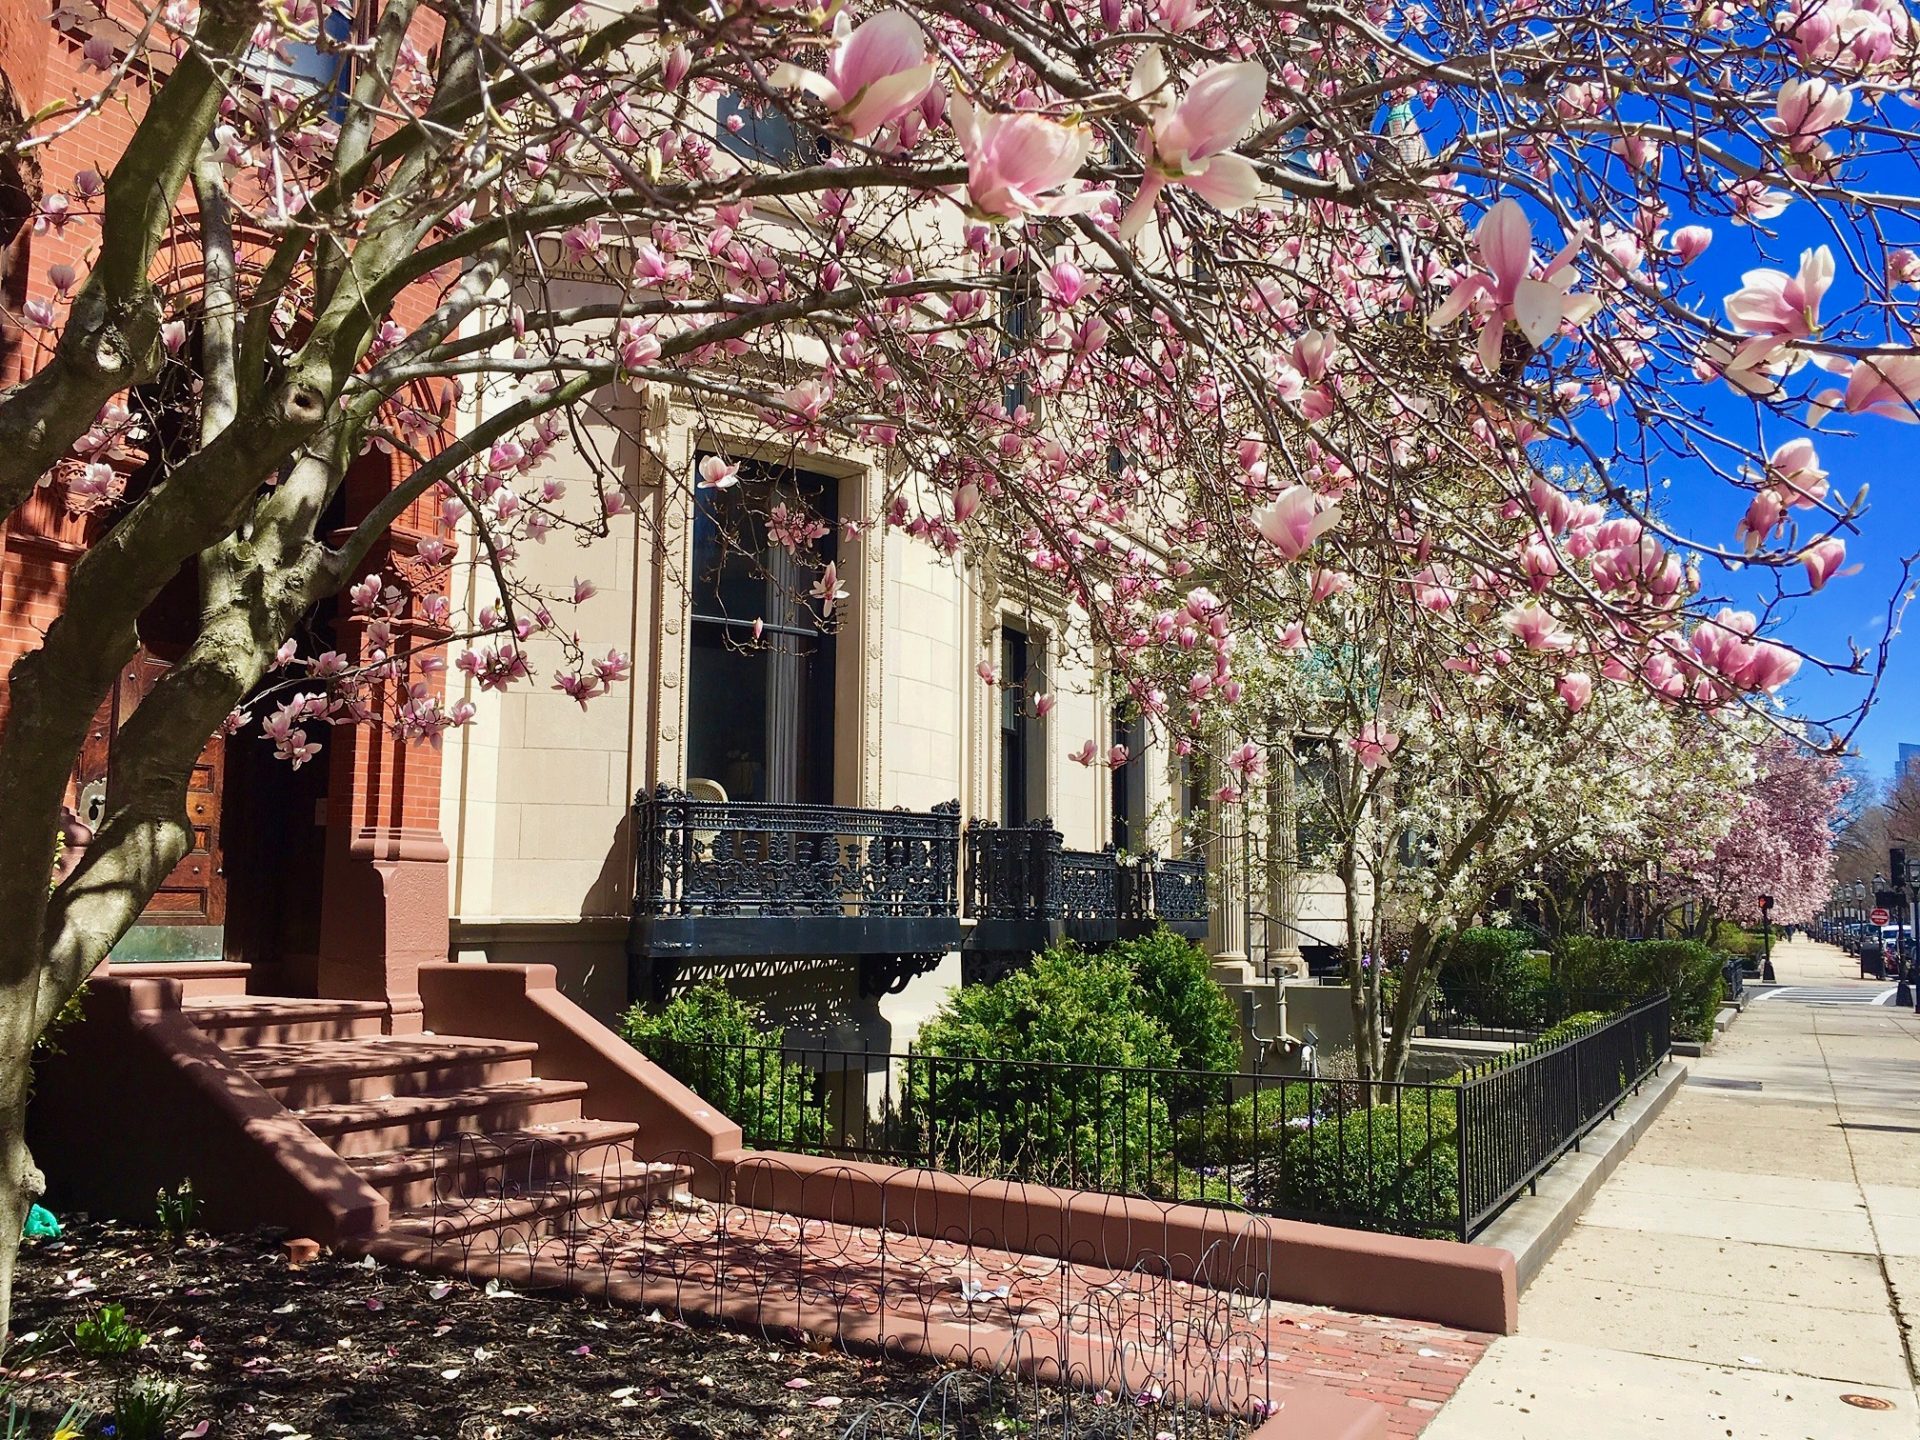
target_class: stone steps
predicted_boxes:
[194,996,680,1254]
[292,1078,592,1157]
[347,1119,642,1211]
[186,995,388,1046]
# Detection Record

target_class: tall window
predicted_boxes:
[687,458,837,804]
[999,627,1046,827]
[1110,710,1147,852]
[1176,750,1205,858]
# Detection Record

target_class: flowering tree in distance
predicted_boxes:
[1,0,1919,1327]
[1661,735,1849,931]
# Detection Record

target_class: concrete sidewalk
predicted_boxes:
[1425,938,1920,1438]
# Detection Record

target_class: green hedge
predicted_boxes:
[1248,1091,1460,1238]
[909,945,1185,1190]
[1553,936,1722,1042]
[619,985,824,1150]
[1437,927,1556,1029]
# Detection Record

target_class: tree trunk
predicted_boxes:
[0,1006,42,1347]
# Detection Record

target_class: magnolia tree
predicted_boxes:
[1189,469,1765,1083]
[2,0,1919,1323]
[1660,733,1849,929]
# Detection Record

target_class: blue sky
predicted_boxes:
[1648,199,1920,788]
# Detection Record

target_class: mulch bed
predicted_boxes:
[0,1221,1259,1440]
[1,1217,1012,1439]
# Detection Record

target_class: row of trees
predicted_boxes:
[0,0,1906,1323]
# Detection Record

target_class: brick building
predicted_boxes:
[0,5,452,1026]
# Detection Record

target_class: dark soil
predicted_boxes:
[1,1218,984,1439]
[4,1219,1254,1439]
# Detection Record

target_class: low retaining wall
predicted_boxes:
[733,1151,1517,1335]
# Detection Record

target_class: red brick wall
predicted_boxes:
[4,7,455,963]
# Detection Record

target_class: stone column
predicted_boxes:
[1262,745,1304,979]
[1207,773,1249,977]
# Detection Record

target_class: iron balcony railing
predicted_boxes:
[963,819,1208,949]
[634,786,961,919]
[638,991,1671,1242]
[628,789,966,998]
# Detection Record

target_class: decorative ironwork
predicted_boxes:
[630,790,964,999]
[636,787,961,918]
[1148,854,1209,926]
[962,817,1061,920]
[857,951,944,998]
[964,823,1208,962]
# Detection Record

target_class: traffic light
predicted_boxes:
[1894,848,1910,889]
[1758,894,1774,911]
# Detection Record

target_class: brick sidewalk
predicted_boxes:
[371,1194,1490,1436]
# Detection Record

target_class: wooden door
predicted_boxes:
[112,651,226,925]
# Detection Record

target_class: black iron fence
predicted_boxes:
[1455,994,1669,1234]
[641,993,1670,1242]
[1419,984,1633,1043]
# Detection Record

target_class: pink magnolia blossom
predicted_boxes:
[1556,672,1593,713]
[810,561,849,616]
[951,98,1101,221]
[1800,536,1849,589]
[1764,78,1852,152]
[1503,603,1570,651]
[1070,739,1098,766]
[1251,485,1340,561]
[1728,247,1827,351]
[1032,692,1056,717]
[1766,438,1828,506]
[953,480,981,522]
[1842,352,1920,421]
[1669,225,1713,265]
[1118,50,1268,239]
[1108,743,1130,768]
[1427,199,1600,373]
[697,455,740,490]
[1350,721,1400,773]
[775,11,937,140]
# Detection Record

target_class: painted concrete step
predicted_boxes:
[223,1035,540,1108]
[293,1078,591,1158]
[185,996,388,1046]
[383,1158,692,1247]
[348,1120,641,1210]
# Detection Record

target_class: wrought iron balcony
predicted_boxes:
[963,820,1209,971]
[629,787,963,998]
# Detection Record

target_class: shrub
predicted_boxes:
[1621,940,1723,1042]
[72,1303,145,1357]
[1248,1091,1460,1238]
[1551,933,1635,1002]
[1439,927,1555,1028]
[909,945,1184,1191]
[1711,922,1760,958]
[619,985,823,1150]
[1106,927,1241,1111]
[1534,1010,1611,1049]
[1173,1081,1336,1168]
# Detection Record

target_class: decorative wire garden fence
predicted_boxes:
[833,1342,1262,1439]
[392,1144,1287,1432]
[639,993,1671,1242]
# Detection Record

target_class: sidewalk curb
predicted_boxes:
[1473,1060,1687,1292]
